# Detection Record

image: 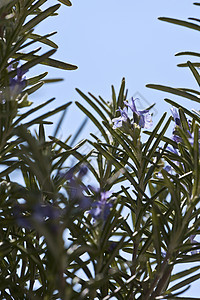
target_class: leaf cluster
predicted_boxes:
[0,1,200,300]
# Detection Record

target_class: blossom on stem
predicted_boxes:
[124,97,153,129]
[170,107,182,143]
[189,235,200,255]
[7,61,27,98]
[112,97,153,130]
[9,67,27,98]
[112,107,129,129]
[33,204,60,222]
[89,191,113,221]
[170,107,181,126]
[60,165,91,210]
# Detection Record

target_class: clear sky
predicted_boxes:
[31,0,200,140]
[29,0,200,296]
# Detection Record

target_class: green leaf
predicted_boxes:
[22,4,61,33]
[178,88,200,96]
[76,89,108,122]
[143,112,167,158]
[43,78,64,83]
[24,102,72,127]
[12,51,77,70]
[92,142,149,200]
[164,98,200,123]
[69,117,88,146]
[27,72,48,86]
[102,121,140,171]
[57,0,72,6]
[143,115,171,184]
[192,124,200,197]
[178,62,200,68]
[15,49,57,72]
[171,266,200,282]
[49,136,100,181]
[187,61,200,87]
[13,98,55,126]
[19,32,58,50]
[88,92,112,118]
[168,273,200,293]
[146,84,200,103]
[75,101,110,143]
[175,51,200,58]
[22,81,44,96]
[117,77,126,109]
[158,17,200,32]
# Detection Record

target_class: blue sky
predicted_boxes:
[30,0,200,296]
[31,0,200,139]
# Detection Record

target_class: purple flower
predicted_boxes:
[13,205,32,229]
[170,107,184,143]
[138,113,153,129]
[189,235,200,255]
[7,61,27,98]
[9,67,27,97]
[59,166,91,210]
[107,241,118,253]
[124,97,153,129]
[13,203,61,230]
[166,146,178,155]
[157,165,172,179]
[89,191,113,221]
[172,134,182,143]
[77,165,88,178]
[170,107,181,126]
[33,204,60,222]
[112,107,129,129]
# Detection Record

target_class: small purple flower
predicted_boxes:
[157,165,172,179]
[77,165,88,178]
[59,166,91,210]
[124,97,153,129]
[13,205,32,229]
[9,67,27,97]
[138,113,153,129]
[172,134,182,143]
[112,107,129,129]
[189,235,200,255]
[107,241,118,253]
[89,191,113,221]
[166,146,178,155]
[13,203,61,230]
[170,107,181,126]
[124,97,148,115]
[33,204,60,222]
[7,61,28,98]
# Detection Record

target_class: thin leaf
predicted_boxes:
[76,89,108,122]
[57,0,72,6]
[187,61,200,87]
[12,51,77,70]
[75,101,109,143]
[22,4,61,33]
[158,17,200,32]
[24,102,72,127]
[168,273,200,293]
[175,51,200,58]
[146,84,200,103]
[164,98,200,123]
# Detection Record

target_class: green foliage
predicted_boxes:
[0,0,200,300]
